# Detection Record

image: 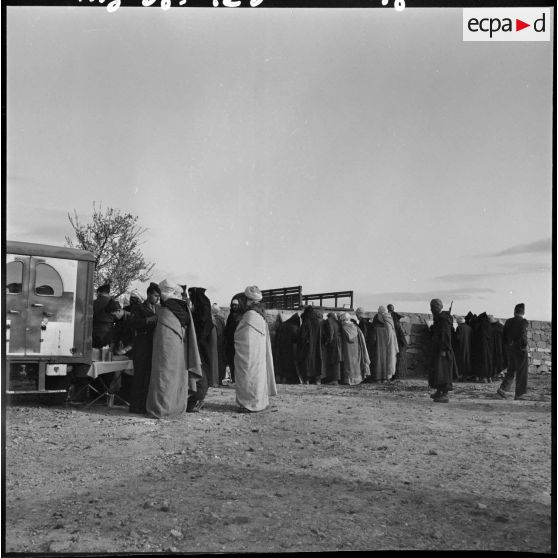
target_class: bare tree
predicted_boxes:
[65,203,155,297]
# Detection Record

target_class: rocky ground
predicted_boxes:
[4,373,554,554]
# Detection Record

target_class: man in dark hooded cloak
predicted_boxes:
[321,312,342,385]
[453,316,472,381]
[471,312,494,382]
[273,313,302,384]
[489,315,507,380]
[297,306,323,384]
[187,287,216,410]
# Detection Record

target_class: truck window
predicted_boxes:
[35,263,63,297]
[6,261,23,294]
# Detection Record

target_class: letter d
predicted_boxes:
[534,13,545,32]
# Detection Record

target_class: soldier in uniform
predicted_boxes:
[428,298,457,403]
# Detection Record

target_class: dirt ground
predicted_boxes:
[4,373,554,554]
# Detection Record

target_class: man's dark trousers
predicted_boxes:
[500,347,528,397]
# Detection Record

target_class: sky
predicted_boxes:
[5,4,554,320]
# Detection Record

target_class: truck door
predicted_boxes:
[6,255,30,355]
[26,257,77,356]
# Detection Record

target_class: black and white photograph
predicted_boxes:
[3,0,554,553]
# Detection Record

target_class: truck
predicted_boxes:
[5,241,95,394]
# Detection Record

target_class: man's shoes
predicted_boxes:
[186,399,205,413]
[237,406,251,413]
[430,391,442,399]
[514,394,528,401]
[496,388,507,399]
[325,380,339,385]
[433,395,449,403]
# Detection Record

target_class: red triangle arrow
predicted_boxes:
[516,18,530,31]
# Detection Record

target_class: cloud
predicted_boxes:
[435,273,493,283]
[6,222,70,245]
[478,238,552,258]
[435,262,551,283]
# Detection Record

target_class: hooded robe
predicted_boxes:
[370,312,399,381]
[212,310,227,384]
[491,320,507,377]
[234,307,277,411]
[454,322,472,380]
[471,312,493,380]
[146,301,202,419]
[321,313,342,383]
[274,313,302,384]
[340,320,363,385]
[189,287,219,390]
[297,306,323,383]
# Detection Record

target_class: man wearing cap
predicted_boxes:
[234,285,277,412]
[108,297,135,354]
[497,303,529,401]
[428,298,457,402]
[92,284,116,349]
[129,282,160,414]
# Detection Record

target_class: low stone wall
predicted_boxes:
[526,320,553,375]
[220,308,552,378]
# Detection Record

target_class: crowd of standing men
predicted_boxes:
[88,281,277,417]
[85,281,530,415]
[273,304,406,386]
[273,299,529,403]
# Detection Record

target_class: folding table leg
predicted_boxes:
[85,377,110,408]
[67,378,95,405]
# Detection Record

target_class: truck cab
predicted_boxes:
[5,241,95,394]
